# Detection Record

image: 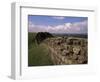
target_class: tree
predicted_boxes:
[35,32,53,44]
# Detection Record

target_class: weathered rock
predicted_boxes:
[72,54,78,60]
[45,36,87,65]
[62,50,69,56]
[73,46,81,55]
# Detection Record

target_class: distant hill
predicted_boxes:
[52,33,88,38]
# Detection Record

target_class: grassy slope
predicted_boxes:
[28,33,54,66]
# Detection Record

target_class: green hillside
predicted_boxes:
[28,32,54,66]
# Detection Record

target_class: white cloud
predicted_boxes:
[28,20,87,34]
[52,16,65,20]
[28,21,35,28]
[28,21,47,32]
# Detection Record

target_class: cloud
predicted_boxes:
[28,20,87,34]
[28,21,47,32]
[52,16,65,20]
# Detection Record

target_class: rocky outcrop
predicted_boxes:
[44,37,87,65]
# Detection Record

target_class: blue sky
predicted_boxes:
[28,15,88,34]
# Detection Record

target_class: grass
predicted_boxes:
[28,32,54,66]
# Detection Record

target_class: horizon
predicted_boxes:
[28,32,87,35]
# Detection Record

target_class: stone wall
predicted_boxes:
[44,37,88,65]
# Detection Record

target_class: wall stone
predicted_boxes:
[44,37,88,65]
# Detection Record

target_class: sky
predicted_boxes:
[28,15,88,34]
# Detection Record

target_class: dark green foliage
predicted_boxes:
[35,32,53,44]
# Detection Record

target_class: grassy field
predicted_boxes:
[28,33,54,66]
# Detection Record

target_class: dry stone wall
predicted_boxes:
[44,37,88,65]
